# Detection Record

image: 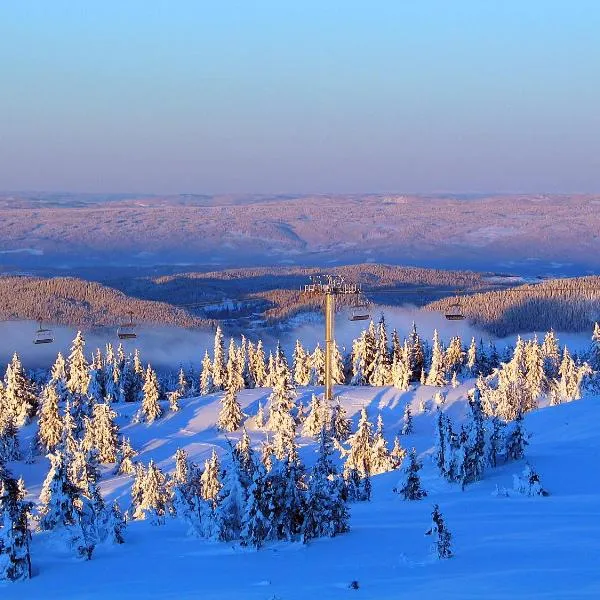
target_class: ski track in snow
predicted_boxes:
[2,382,600,599]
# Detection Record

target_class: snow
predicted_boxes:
[3,383,600,598]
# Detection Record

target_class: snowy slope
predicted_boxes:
[3,383,600,599]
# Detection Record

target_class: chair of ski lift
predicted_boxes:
[349,294,370,322]
[33,321,54,345]
[117,311,137,340]
[445,291,466,321]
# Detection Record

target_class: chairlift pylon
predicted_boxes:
[33,320,54,345]
[117,311,137,340]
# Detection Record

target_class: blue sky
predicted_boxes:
[1,0,599,193]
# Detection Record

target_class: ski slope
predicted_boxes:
[3,383,600,599]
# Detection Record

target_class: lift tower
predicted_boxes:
[304,275,362,401]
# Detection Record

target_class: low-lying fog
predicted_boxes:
[0,305,592,371]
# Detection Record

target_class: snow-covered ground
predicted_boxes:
[3,382,600,599]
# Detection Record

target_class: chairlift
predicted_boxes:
[349,293,370,322]
[117,311,137,340]
[445,291,466,321]
[33,321,54,345]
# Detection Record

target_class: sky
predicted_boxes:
[1,0,599,194]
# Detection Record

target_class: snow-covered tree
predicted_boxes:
[92,401,119,464]
[426,330,447,386]
[212,326,227,391]
[425,504,452,559]
[396,448,426,500]
[38,450,79,531]
[343,408,373,477]
[3,353,36,427]
[505,413,528,461]
[217,387,244,432]
[136,460,169,523]
[67,331,90,397]
[330,401,351,441]
[199,350,214,396]
[292,340,311,386]
[214,449,248,542]
[250,340,267,388]
[390,436,406,469]
[466,337,478,375]
[301,394,324,437]
[401,404,413,435]
[200,449,222,503]
[140,365,162,424]
[114,437,137,476]
[225,339,245,394]
[512,464,549,497]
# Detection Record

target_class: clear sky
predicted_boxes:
[1,0,599,194]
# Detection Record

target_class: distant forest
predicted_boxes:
[427,277,600,335]
[0,276,211,329]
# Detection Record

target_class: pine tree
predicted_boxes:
[401,404,413,435]
[390,436,407,469]
[486,416,504,467]
[225,339,245,393]
[434,410,449,477]
[309,344,325,385]
[302,427,349,543]
[114,437,137,475]
[293,340,311,386]
[105,500,126,544]
[456,388,486,489]
[3,353,36,426]
[38,449,79,531]
[240,464,270,549]
[343,408,373,477]
[254,401,266,429]
[214,448,248,542]
[0,473,33,581]
[199,350,214,395]
[426,504,453,559]
[408,322,424,379]
[200,449,222,503]
[512,464,549,497]
[541,329,561,379]
[350,332,368,386]
[67,331,90,397]
[217,387,244,432]
[397,448,426,500]
[250,340,267,388]
[391,354,411,391]
[301,394,324,437]
[426,330,447,386]
[0,414,21,462]
[590,322,600,371]
[466,337,477,375]
[138,460,168,523]
[92,401,119,464]
[212,326,227,391]
[505,413,528,461]
[140,365,162,424]
[330,401,351,441]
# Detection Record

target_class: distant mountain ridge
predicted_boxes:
[0,193,599,275]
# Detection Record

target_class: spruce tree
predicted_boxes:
[426,330,447,386]
[505,413,528,461]
[426,504,453,559]
[114,437,137,475]
[67,332,90,397]
[397,448,427,500]
[343,408,373,477]
[330,401,351,441]
[214,449,248,542]
[301,394,324,437]
[217,386,244,432]
[240,464,270,549]
[200,449,222,503]
[401,404,413,435]
[141,365,162,424]
[293,340,311,386]
[212,326,227,391]
[92,401,119,464]
[199,350,214,395]
[3,353,36,427]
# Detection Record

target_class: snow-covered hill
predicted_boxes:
[3,383,600,599]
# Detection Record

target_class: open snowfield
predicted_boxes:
[3,382,600,599]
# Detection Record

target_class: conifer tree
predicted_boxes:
[466,337,478,375]
[240,463,270,549]
[330,400,351,441]
[512,464,549,497]
[200,449,222,503]
[541,329,561,379]
[426,330,447,386]
[105,500,126,544]
[67,332,90,397]
[212,326,227,391]
[3,353,36,426]
[0,473,33,581]
[370,415,394,475]
[302,427,349,543]
[234,428,256,485]
[137,460,168,523]
[250,340,267,388]
[225,339,245,393]
[486,416,504,467]
[391,354,411,391]
[217,386,244,432]
[343,408,373,477]
[426,504,452,559]
[293,340,311,386]
[350,332,368,386]
[309,344,326,385]
[505,413,528,461]
[254,401,266,429]
[38,449,79,531]
[0,414,20,462]
[397,448,427,500]
[590,322,600,372]
[140,365,162,424]
[214,449,248,542]
[401,404,413,435]
[114,437,137,475]
[390,436,407,469]
[199,350,214,396]
[92,401,119,463]
[301,394,324,437]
